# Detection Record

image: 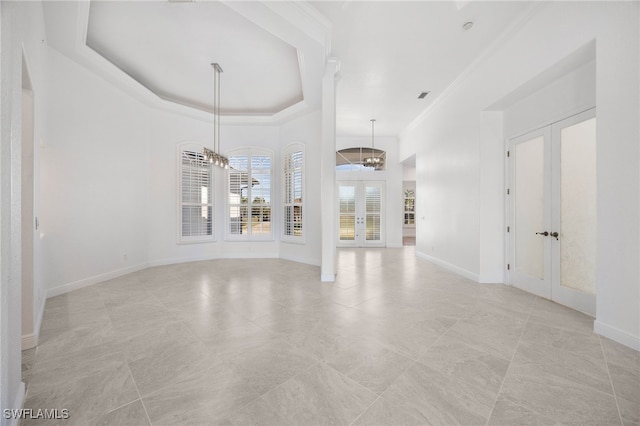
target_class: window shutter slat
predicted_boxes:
[180,149,214,240]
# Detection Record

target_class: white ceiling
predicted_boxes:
[86,1,303,115]
[309,0,533,137]
[43,1,534,136]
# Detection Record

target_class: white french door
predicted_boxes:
[508,109,596,315]
[337,181,385,247]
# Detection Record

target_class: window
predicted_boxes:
[404,189,415,225]
[282,144,304,241]
[228,149,272,239]
[336,147,386,171]
[178,143,214,243]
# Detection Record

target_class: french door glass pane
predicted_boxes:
[514,136,545,279]
[339,186,356,241]
[365,185,381,241]
[339,186,356,213]
[365,186,381,213]
[560,117,596,294]
[366,215,381,240]
[340,216,355,240]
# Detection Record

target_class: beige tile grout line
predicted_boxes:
[347,309,470,426]
[98,398,144,420]
[125,362,154,426]
[92,289,155,424]
[250,302,410,422]
[484,295,537,426]
[598,334,625,426]
[101,287,154,425]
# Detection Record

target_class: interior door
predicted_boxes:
[550,111,597,314]
[508,109,596,315]
[508,127,552,299]
[337,181,385,247]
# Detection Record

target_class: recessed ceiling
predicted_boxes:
[86,1,304,115]
[309,1,534,137]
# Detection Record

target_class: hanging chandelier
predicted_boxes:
[363,118,384,169]
[203,63,228,169]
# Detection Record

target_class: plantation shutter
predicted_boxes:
[365,184,381,241]
[181,149,214,240]
[283,148,303,238]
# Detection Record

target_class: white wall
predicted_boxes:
[402,165,416,181]
[400,2,640,349]
[38,37,325,292]
[336,136,403,248]
[43,48,150,296]
[146,109,323,267]
[1,1,49,420]
[503,59,596,139]
[147,109,283,264]
[279,111,322,265]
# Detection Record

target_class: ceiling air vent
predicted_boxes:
[418,91,430,99]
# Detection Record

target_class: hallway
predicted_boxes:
[22,248,638,425]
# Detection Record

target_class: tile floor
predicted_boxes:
[22,248,639,425]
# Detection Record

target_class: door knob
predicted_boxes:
[550,232,559,240]
[536,231,549,236]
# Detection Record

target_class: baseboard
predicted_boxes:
[147,252,281,268]
[321,273,335,282]
[279,253,321,267]
[34,295,45,342]
[386,243,403,248]
[415,251,480,282]
[8,382,26,426]
[47,253,320,299]
[47,263,148,298]
[21,333,37,350]
[147,254,217,268]
[594,320,640,351]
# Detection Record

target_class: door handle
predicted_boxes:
[536,231,549,236]
[550,232,559,240]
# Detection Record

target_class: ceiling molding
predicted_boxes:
[264,1,333,56]
[43,1,329,126]
[399,1,544,141]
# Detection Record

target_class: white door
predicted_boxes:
[508,109,596,315]
[337,181,385,247]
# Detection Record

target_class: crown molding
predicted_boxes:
[45,0,329,126]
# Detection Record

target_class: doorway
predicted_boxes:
[337,181,385,247]
[507,109,596,315]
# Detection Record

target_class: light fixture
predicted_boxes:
[463,21,474,31]
[363,119,384,169]
[203,63,228,169]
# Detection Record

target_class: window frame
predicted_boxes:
[226,147,274,241]
[177,142,216,244]
[282,143,305,243]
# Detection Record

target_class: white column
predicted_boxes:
[320,57,340,282]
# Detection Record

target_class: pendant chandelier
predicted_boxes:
[203,63,228,169]
[363,118,384,168]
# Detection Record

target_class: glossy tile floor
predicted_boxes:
[22,248,639,425]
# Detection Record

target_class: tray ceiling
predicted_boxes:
[86,1,304,115]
